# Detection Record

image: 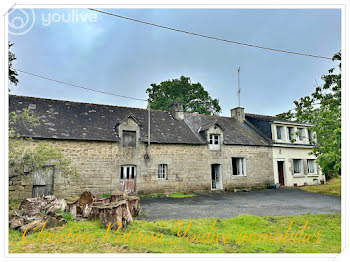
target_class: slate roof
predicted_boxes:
[245,113,314,147]
[198,120,225,132]
[9,95,203,144]
[184,113,270,146]
[9,95,270,146]
[245,113,275,140]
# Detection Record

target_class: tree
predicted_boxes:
[146,76,221,115]
[9,42,18,86]
[277,51,341,179]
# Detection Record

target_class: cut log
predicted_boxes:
[20,221,43,235]
[78,191,95,206]
[19,216,67,235]
[125,196,140,217]
[98,200,133,229]
[45,198,67,215]
[65,192,139,228]
[10,214,24,230]
[66,197,79,218]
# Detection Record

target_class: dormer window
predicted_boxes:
[122,130,136,147]
[209,134,220,150]
[308,130,314,143]
[276,126,284,140]
[287,127,293,141]
[297,128,304,141]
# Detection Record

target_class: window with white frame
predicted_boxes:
[293,159,303,174]
[297,128,304,141]
[120,165,135,179]
[158,164,168,180]
[276,126,284,140]
[232,157,246,176]
[307,159,317,174]
[308,130,313,143]
[287,127,294,141]
[209,134,220,150]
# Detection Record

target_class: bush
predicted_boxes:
[102,193,111,198]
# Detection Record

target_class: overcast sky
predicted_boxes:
[9,8,341,116]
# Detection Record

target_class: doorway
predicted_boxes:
[277,161,285,186]
[32,166,54,197]
[120,165,136,193]
[211,164,223,190]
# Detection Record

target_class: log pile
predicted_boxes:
[9,192,140,232]
[9,195,67,234]
[66,192,140,228]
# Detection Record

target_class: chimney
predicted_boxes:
[231,107,245,123]
[169,101,184,120]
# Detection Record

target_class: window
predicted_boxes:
[122,131,136,147]
[158,164,168,180]
[297,128,304,141]
[232,157,246,176]
[209,134,220,150]
[287,127,293,141]
[293,159,303,174]
[308,130,313,143]
[120,165,135,179]
[276,126,284,140]
[307,159,317,174]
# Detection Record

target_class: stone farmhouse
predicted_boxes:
[9,95,325,200]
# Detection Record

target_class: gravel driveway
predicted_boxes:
[139,188,341,221]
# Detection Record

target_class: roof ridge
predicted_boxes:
[8,94,171,113]
[245,112,275,118]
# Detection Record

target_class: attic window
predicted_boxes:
[276,126,284,140]
[297,128,304,141]
[308,130,313,143]
[287,127,293,141]
[122,131,136,147]
[209,134,220,150]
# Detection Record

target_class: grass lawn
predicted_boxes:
[168,192,196,198]
[138,192,196,199]
[9,213,340,253]
[300,177,341,196]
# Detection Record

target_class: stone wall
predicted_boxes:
[9,138,274,200]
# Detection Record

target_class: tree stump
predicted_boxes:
[98,200,133,229]
[65,192,139,228]
[66,197,80,218]
[125,196,140,217]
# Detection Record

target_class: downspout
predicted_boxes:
[146,100,151,159]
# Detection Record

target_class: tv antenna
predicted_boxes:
[237,67,241,107]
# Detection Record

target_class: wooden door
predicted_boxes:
[277,161,285,186]
[120,166,136,193]
[32,166,54,197]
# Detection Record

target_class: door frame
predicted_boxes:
[277,160,285,186]
[211,164,223,190]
